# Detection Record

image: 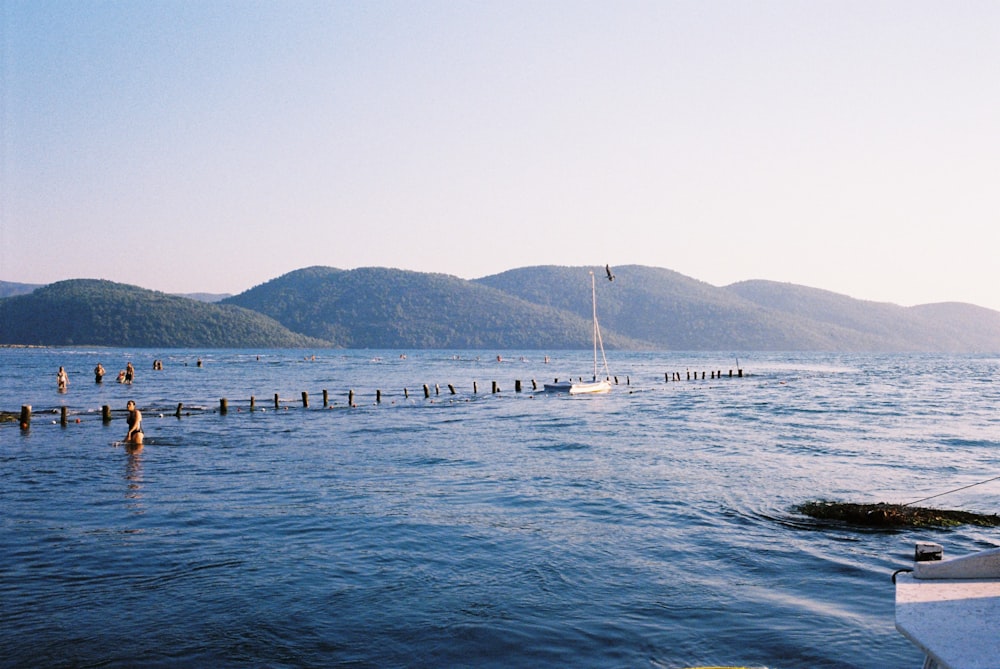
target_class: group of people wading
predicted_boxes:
[59,361,143,450]
[90,361,134,385]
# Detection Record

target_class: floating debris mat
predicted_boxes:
[795,500,1000,528]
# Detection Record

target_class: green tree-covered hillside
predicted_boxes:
[0,279,329,348]
[225,266,647,349]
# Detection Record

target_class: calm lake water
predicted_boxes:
[2,348,999,668]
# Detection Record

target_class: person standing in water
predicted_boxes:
[124,361,135,384]
[125,400,143,447]
[94,363,105,383]
[57,366,69,391]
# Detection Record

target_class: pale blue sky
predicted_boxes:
[3,1,999,309]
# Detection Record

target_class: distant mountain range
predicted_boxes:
[2,266,999,351]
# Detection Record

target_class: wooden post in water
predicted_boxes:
[301,391,309,408]
[274,393,280,409]
[729,369,733,378]
[322,389,329,408]
[531,379,537,390]
[515,379,522,392]
[473,381,478,394]
[348,389,355,407]
[61,406,68,426]
[404,388,409,399]
[492,381,499,394]
[448,384,456,395]
[220,398,228,415]
[423,384,430,399]
[20,405,31,430]
[176,402,185,417]
[435,384,440,396]
[738,368,743,378]
[376,389,382,404]
[102,405,112,423]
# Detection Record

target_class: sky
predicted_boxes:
[2,1,999,309]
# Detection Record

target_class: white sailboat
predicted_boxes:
[544,270,612,395]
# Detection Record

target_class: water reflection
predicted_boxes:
[125,450,144,514]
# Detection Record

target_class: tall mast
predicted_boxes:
[591,271,598,380]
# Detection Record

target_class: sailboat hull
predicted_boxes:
[569,380,611,394]
[544,379,612,394]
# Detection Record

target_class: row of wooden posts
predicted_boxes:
[15,368,744,430]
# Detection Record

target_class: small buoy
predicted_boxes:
[75,418,81,423]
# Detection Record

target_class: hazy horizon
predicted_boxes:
[3,1,998,310]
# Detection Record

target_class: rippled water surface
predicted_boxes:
[2,349,999,668]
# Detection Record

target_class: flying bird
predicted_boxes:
[605,264,615,282]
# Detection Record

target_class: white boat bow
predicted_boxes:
[894,543,1000,669]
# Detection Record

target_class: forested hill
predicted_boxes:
[724,280,1000,352]
[0,280,328,348]
[475,266,1000,352]
[3,266,999,351]
[223,266,647,349]
[0,280,41,298]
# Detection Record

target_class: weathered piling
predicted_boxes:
[423,384,430,399]
[404,388,409,399]
[515,379,522,392]
[176,402,185,417]
[102,405,112,423]
[61,406,68,426]
[274,393,280,410]
[20,405,31,430]
[348,389,355,407]
[220,398,228,415]
[435,384,440,396]
[376,389,382,404]
[448,384,456,395]
[322,389,329,407]
[531,379,537,390]
[302,391,309,408]
[492,381,499,394]
[473,381,478,394]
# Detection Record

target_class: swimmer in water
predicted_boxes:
[125,400,144,449]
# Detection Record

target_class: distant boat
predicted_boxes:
[544,271,612,395]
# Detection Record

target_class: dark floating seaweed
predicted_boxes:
[795,500,1000,528]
